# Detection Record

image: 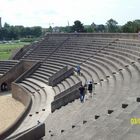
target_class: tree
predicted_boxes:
[15,25,25,38]
[0,22,43,40]
[48,26,53,33]
[4,23,10,29]
[32,26,42,37]
[91,22,96,31]
[85,25,94,32]
[59,26,72,33]
[72,20,85,32]
[122,21,134,33]
[106,18,119,32]
[8,26,19,40]
[96,24,105,32]
[122,20,140,33]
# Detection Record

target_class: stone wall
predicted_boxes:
[0,60,36,91]
[9,123,45,140]
[51,81,82,112]
[12,45,30,60]
[12,82,32,106]
[48,66,74,86]
[0,83,32,140]
[15,61,41,83]
[47,33,139,40]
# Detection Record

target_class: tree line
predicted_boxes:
[0,23,42,40]
[0,18,140,41]
[51,19,140,33]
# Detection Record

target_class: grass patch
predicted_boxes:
[0,52,10,60]
[0,42,30,60]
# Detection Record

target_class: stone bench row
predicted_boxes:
[0,61,19,74]
[44,59,139,139]
[46,44,140,100]
[21,37,68,60]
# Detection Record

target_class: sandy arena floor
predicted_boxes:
[0,92,25,133]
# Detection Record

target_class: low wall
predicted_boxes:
[48,65,67,86]
[12,44,30,60]
[15,61,41,83]
[0,83,32,140]
[47,33,139,40]
[12,83,31,106]
[48,66,74,86]
[51,81,82,112]
[52,67,74,86]
[6,123,45,140]
[0,60,36,91]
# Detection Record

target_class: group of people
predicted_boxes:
[79,80,94,103]
[76,64,95,103]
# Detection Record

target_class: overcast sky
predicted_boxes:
[0,0,139,27]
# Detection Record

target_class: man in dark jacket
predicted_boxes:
[88,81,93,98]
[79,84,85,103]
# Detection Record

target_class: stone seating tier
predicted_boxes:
[0,60,19,74]
[2,34,140,139]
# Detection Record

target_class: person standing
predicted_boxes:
[79,84,85,103]
[88,81,93,98]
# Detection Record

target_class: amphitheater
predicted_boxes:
[0,33,140,140]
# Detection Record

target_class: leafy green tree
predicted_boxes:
[85,25,94,32]
[0,23,43,40]
[8,26,19,39]
[72,20,85,32]
[122,20,140,33]
[14,26,25,38]
[133,20,140,32]
[32,26,42,37]
[91,22,96,31]
[0,28,6,40]
[48,26,53,33]
[106,18,119,32]
[4,23,10,29]
[122,21,134,33]
[96,24,105,32]
[59,26,72,33]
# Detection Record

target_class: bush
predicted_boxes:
[20,38,37,42]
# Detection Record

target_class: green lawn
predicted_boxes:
[0,42,30,60]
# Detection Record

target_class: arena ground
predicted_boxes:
[0,92,25,133]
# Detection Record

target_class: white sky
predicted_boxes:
[0,0,139,27]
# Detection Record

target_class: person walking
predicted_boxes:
[76,65,81,75]
[88,81,94,98]
[79,84,85,103]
